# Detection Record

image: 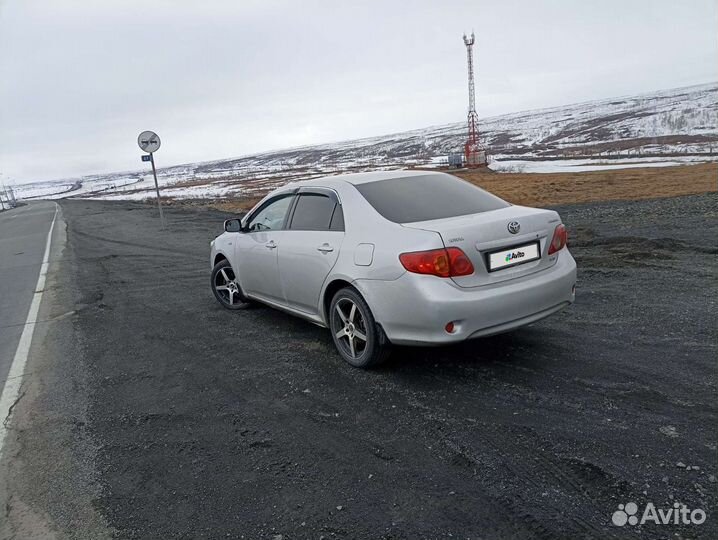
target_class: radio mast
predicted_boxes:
[463,31,487,167]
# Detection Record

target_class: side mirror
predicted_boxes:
[224,218,242,233]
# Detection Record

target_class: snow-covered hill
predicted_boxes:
[14,82,718,201]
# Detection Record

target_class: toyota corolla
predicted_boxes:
[210,171,576,368]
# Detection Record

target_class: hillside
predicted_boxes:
[14,82,718,201]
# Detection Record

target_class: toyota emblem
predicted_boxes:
[507,221,520,234]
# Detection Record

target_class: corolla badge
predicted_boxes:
[507,221,520,234]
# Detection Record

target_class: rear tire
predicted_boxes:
[211,260,252,310]
[329,287,390,368]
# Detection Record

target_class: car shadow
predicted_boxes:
[233,299,559,379]
[380,330,541,369]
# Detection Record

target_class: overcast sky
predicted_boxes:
[1,0,716,184]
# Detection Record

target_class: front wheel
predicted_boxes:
[211,260,252,310]
[329,287,390,368]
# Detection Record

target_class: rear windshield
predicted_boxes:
[354,174,509,223]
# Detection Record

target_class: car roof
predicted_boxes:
[284,169,440,190]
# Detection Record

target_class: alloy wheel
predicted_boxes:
[332,298,368,360]
[214,266,241,306]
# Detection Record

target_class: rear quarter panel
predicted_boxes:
[330,183,445,282]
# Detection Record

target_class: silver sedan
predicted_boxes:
[210,171,576,368]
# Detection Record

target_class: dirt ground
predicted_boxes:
[165,163,717,214]
[453,162,717,207]
[2,192,716,539]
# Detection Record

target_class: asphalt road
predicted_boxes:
[0,202,56,392]
[1,194,716,539]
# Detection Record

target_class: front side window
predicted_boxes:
[246,195,293,232]
[289,193,340,231]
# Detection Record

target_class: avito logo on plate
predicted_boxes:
[505,250,525,263]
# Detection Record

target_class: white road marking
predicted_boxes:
[0,203,58,457]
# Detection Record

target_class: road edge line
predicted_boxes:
[0,202,58,457]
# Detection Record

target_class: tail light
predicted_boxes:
[399,247,474,278]
[548,224,567,255]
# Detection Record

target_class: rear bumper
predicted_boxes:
[354,250,576,345]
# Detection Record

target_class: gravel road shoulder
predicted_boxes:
[1,193,716,539]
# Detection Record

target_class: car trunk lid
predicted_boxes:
[402,205,562,288]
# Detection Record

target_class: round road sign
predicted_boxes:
[138,131,161,153]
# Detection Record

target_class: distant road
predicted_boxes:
[0,202,57,397]
[22,180,82,200]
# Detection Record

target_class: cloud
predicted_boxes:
[1,0,716,183]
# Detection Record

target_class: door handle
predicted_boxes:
[265,240,277,249]
[317,243,334,253]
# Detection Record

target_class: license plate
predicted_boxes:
[487,242,540,272]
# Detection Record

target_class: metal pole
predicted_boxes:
[149,152,165,228]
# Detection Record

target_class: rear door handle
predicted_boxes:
[265,240,277,249]
[317,243,334,253]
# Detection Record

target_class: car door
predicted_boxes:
[235,193,294,303]
[278,188,345,314]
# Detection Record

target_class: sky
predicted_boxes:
[1,0,716,184]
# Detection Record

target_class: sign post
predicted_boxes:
[137,130,165,228]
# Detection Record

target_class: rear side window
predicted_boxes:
[289,193,339,231]
[354,174,509,223]
[329,205,344,231]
